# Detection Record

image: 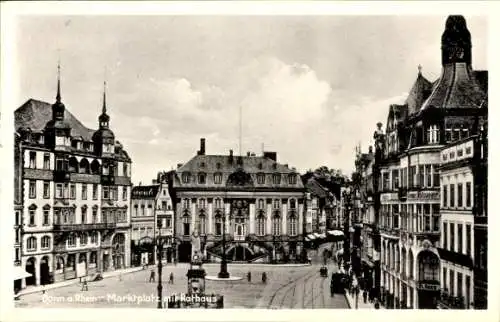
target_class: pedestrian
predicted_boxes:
[169,272,174,284]
[81,279,88,291]
[262,272,267,284]
[330,279,335,297]
[247,271,251,282]
[363,289,368,303]
[149,269,155,283]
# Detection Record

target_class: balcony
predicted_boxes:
[53,223,117,231]
[398,187,407,200]
[53,170,70,182]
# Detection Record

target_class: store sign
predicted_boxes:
[407,191,439,201]
[418,282,440,291]
[381,193,398,202]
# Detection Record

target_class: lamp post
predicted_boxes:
[156,221,166,309]
[218,207,230,278]
[343,186,352,272]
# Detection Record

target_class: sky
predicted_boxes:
[14,15,488,185]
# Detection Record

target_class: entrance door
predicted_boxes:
[418,290,439,309]
[40,256,51,285]
[25,258,36,286]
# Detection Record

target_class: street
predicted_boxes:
[15,245,348,309]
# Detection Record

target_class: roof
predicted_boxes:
[405,72,433,115]
[15,99,96,141]
[305,178,329,198]
[174,154,303,189]
[131,185,160,199]
[420,63,487,111]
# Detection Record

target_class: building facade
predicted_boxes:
[130,174,174,266]
[372,16,487,309]
[171,138,306,263]
[14,78,132,289]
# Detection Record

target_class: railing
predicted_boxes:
[234,235,245,241]
[53,223,117,231]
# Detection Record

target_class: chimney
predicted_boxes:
[247,152,251,157]
[198,138,206,155]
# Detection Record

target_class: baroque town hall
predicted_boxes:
[14,72,132,290]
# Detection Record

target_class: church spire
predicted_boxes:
[56,61,61,103]
[102,81,107,115]
[441,15,472,65]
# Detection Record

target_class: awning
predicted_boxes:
[327,230,344,237]
[319,233,327,239]
[13,266,31,280]
[307,234,316,240]
[305,237,311,242]
[313,233,321,239]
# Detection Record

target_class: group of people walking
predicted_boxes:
[148,269,174,284]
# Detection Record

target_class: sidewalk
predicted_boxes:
[15,266,143,298]
[344,289,384,310]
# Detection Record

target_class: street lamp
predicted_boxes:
[156,221,167,309]
[343,186,352,272]
[218,208,230,278]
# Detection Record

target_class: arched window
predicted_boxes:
[198,198,206,209]
[68,157,79,173]
[67,234,76,247]
[409,250,414,279]
[418,251,439,281]
[183,198,190,209]
[289,198,296,209]
[288,213,297,236]
[182,172,191,183]
[214,173,222,184]
[56,256,64,271]
[90,232,98,244]
[214,198,222,209]
[258,199,265,209]
[41,236,50,249]
[198,173,206,184]
[80,158,90,174]
[257,212,266,236]
[272,214,281,236]
[90,160,100,175]
[273,199,280,209]
[215,213,222,235]
[183,216,190,236]
[27,237,37,251]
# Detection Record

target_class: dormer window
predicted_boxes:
[258,163,263,170]
[273,174,281,184]
[257,173,265,184]
[216,162,221,170]
[427,125,440,144]
[198,173,206,184]
[288,174,297,185]
[182,172,191,183]
[214,173,222,184]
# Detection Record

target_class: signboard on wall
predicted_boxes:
[380,193,398,202]
[407,191,439,201]
[418,282,440,291]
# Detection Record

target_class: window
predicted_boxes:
[103,186,110,200]
[55,156,67,171]
[288,214,297,236]
[432,204,440,231]
[443,267,447,291]
[182,173,191,183]
[81,207,87,224]
[215,214,222,236]
[214,173,222,184]
[418,252,439,281]
[425,165,432,187]
[273,199,280,209]
[42,181,50,199]
[198,173,206,184]
[29,151,36,168]
[272,214,281,236]
[409,166,416,188]
[257,173,265,184]
[288,174,297,184]
[43,153,50,169]
[382,172,390,190]
[466,182,471,208]
[466,224,471,256]
[29,210,36,226]
[450,223,455,252]
[43,209,49,225]
[443,185,448,208]
[450,184,455,207]
[273,174,281,184]
[199,198,206,209]
[29,180,36,198]
[41,236,50,249]
[418,165,424,187]
[214,198,222,209]
[392,169,399,189]
[199,215,206,235]
[183,216,190,236]
[81,184,87,200]
[433,165,440,187]
[465,275,471,309]
[457,273,463,297]
[258,199,265,209]
[122,186,127,201]
[67,234,76,247]
[80,233,88,246]
[92,208,98,223]
[443,223,448,250]
[27,237,37,251]
[457,224,463,254]
[457,183,463,207]
[183,198,190,209]
[92,184,98,200]
[450,270,455,295]
[123,163,128,177]
[257,213,265,236]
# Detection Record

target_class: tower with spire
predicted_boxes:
[93,81,115,158]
